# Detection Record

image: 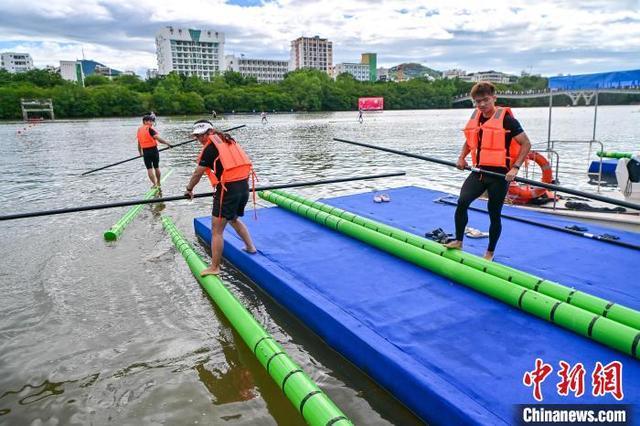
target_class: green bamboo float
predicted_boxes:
[104,169,173,241]
[161,216,352,426]
[596,151,633,159]
[268,189,640,332]
[260,190,640,359]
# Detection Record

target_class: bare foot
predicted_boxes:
[483,251,494,261]
[443,240,463,249]
[242,247,257,254]
[200,266,221,276]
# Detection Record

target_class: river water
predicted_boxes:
[1,106,638,425]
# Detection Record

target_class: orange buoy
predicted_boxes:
[507,151,554,204]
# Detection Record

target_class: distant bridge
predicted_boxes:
[452,88,640,106]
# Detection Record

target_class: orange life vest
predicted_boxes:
[463,107,520,168]
[197,133,253,187]
[137,125,157,149]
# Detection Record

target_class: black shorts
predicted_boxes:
[212,180,250,220]
[142,147,159,169]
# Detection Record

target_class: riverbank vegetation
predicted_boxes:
[0,68,637,119]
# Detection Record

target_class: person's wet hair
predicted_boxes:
[471,81,496,99]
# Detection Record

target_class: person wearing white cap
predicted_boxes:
[184,120,257,276]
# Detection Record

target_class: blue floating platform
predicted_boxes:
[194,186,640,425]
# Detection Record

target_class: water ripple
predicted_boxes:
[1,107,637,424]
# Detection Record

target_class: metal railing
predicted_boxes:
[548,140,605,193]
[528,145,561,209]
[528,140,608,211]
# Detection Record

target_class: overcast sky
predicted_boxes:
[0,0,638,77]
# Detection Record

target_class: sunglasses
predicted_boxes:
[473,96,494,105]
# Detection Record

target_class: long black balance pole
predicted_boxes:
[81,124,247,176]
[0,172,405,222]
[334,137,640,211]
[435,196,640,251]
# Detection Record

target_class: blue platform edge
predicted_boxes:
[194,186,640,425]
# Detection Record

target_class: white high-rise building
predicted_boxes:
[156,26,224,80]
[289,36,332,75]
[1,52,33,73]
[333,63,370,81]
[225,55,289,83]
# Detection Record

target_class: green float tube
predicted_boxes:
[161,216,352,426]
[269,189,640,332]
[596,151,633,159]
[104,169,173,241]
[259,191,640,359]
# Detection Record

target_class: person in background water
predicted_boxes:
[444,81,532,261]
[358,108,364,123]
[184,120,257,276]
[136,114,172,188]
[261,111,268,124]
[211,110,217,119]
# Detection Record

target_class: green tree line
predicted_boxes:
[1,68,637,120]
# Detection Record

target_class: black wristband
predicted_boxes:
[512,164,520,170]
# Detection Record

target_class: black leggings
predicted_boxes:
[455,172,509,252]
[142,147,159,169]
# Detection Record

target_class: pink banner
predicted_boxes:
[358,97,384,110]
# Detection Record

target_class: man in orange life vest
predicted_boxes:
[137,114,172,187]
[444,81,532,261]
[184,120,257,276]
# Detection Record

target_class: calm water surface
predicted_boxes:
[1,106,638,425]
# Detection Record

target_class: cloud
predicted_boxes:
[0,0,638,76]
[2,41,156,76]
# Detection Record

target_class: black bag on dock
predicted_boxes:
[627,158,640,183]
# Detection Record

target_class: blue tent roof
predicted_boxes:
[79,60,122,77]
[548,69,640,90]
